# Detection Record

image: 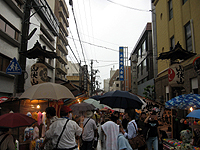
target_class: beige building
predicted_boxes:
[47,0,69,82]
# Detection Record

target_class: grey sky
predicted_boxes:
[66,0,152,89]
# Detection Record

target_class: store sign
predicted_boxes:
[31,63,48,85]
[168,64,184,87]
[83,65,88,91]
[0,96,8,103]
[119,47,124,81]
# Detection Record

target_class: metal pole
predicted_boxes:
[16,0,32,94]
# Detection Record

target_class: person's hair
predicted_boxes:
[0,127,9,132]
[45,107,56,116]
[125,108,136,120]
[141,112,146,115]
[110,114,119,123]
[151,111,157,115]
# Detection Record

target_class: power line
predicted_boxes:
[94,62,118,68]
[68,27,81,62]
[70,3,87,65]
[107,0,151,12]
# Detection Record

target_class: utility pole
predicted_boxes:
[16,0,32,94]
[90,59,93,96]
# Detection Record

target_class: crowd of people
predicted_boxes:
[0,105,197,150]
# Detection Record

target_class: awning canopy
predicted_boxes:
[157,42,196,61]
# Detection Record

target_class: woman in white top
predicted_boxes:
[120,108,138,150]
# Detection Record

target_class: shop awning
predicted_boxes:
[157,42,196,61]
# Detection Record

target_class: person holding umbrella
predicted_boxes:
[0,127,15,150]
[45,106,84,150]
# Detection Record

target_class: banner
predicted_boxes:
[119,47,124,81]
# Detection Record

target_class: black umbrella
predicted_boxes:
[90,95,101,101]
[99,90,143,109]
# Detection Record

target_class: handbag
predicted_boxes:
[128,122,146,149]
[53,119,69,150]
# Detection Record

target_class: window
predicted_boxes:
[183,0,187,5]
[168,0,173,20]
[191,78,198,94]
[170,36,175,50]
[0,54,11,72]
[185,22,192,52]
[116,84,119,87]
[142,40,146,53]
[0,15,20,41]
[141,62,143,75]
[143,59,147,72]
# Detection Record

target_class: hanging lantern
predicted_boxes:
[198,121,200,125]
[194,121,197,125]
[184,120,187,124]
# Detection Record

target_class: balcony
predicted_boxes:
[57,38,68,54]
[56,60,67,74]
[57,50,67,65]
[40,33,55,51]
[58,17,69,36]
[59,32,68,46]
[4,0,24,18]
[33,0,59,36]
[59,7,69,27]
[59,0,69,18]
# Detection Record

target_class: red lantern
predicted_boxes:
[184,120,187,124]
[194,121,197,125]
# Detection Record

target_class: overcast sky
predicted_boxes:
[65,0,152,89]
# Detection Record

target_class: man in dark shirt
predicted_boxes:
[144,111,161,150]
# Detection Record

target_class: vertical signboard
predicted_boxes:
[83,65,88,91]
[119,47,124,81]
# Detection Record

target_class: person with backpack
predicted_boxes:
[0,127,15,150]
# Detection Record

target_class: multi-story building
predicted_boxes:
[0,0,24,97]
[130,23,154,97]
[24,0,59,90]
[153,0,200,103]
[47,0,69,82]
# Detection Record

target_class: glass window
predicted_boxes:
[170,36,175,50]
[185,22,192,52]
[6,24,15,39]
[183,0,187,5]
[138,48,141,58]
[169,0,173,21]
[0,18,6,31]
[142,40,146,53]
[0,55,11,72]
[143,59,147,71]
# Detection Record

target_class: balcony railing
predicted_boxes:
[59,0,69,18]
[33,0,59,36]
[56,60,67,74]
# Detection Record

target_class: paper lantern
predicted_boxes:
[198,121,200,125]
[194,121,197,125]
[184,120,187,124]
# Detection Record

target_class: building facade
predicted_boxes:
[24,0,59,90]
[153,0,200,103]
[130,23,154,97]
[47,0,69,82]
[0,0,24,96]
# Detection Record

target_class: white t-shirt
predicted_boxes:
[45,118,82,149]
[82,118,97,141]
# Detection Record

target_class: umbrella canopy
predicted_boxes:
[70,102,95,115]
[186,109,200,119]
[165,94,200,110]
[19,82,75,100]
[90,95,101,101]
[99,90,144,109]
[0,113,36,128]
[83,98,104,109]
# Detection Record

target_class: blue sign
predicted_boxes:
[6,57,22,75]
[119,47,124,81]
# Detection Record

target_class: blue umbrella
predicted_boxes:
[90,95,101,101]
[165,94,200,110]
[186,109,200,119]
[99,90,144,109]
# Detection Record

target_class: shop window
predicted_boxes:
[185,22,192,52]
[168,0,173,21]
[0,54,11,72]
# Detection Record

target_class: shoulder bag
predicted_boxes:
[128,122,146,149]
[53,119,69,150]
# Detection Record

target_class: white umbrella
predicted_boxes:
[19,82,75,100]
[83,98,104,109]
